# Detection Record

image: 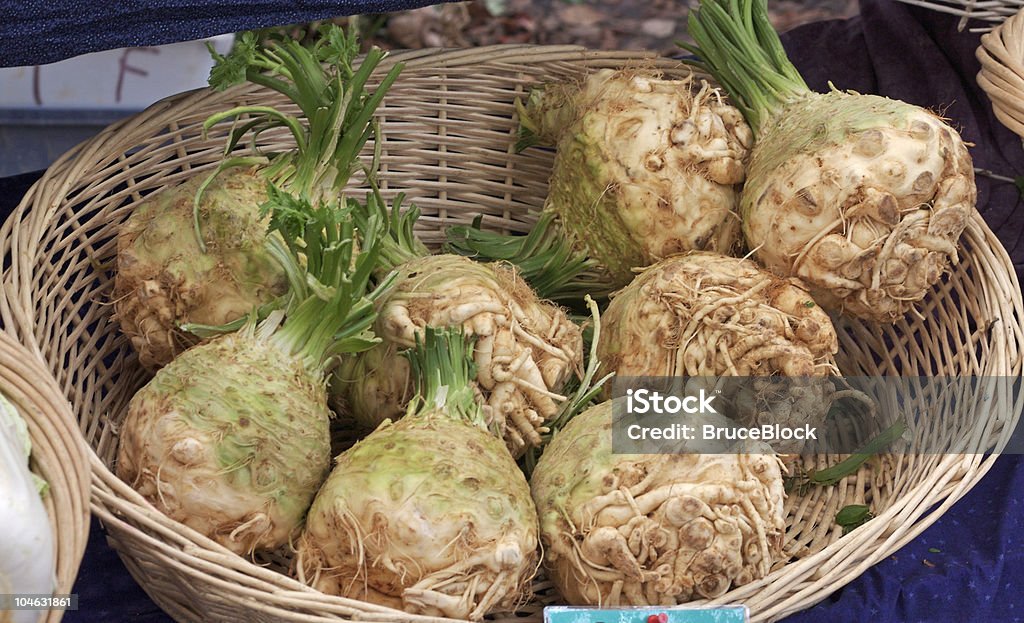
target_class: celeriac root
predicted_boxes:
[532,401,786,606]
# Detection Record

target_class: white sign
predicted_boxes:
[0,35,235,110]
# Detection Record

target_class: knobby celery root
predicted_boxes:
[518,67,751,286]
[115,328,332,553]
[114,168,284,369]
[686,0,975,322]
[598,251,838,379]
[114,28,401,369]
[116,187,391,556]
[596,251,840,449]
[332,204,583,458]
[531,399,786,606]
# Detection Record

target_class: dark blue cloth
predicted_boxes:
[785,455,1024,623]
[2,0,1024,620]
[0,1,456,67]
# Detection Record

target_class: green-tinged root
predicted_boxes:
[330,341,409,431]
[115,331,331,555]
[113,168,287,370]
[295,415,539,620]
[521,68,750,286]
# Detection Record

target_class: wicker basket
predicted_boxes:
[895,0,1024,31]
[977,7,1024,139]
[0,45,1022,623]
[0,329,90,623]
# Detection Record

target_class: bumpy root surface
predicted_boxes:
[726,376,875,454]
[332,255,582,457]
[295,416,539,621]
[743,92,975,322]
[531,401,786,606]
[113,167,287,370]
[598,251,838,379]
[115,333,331,555]
[527,68,751,285]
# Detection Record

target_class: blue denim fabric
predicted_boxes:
[0,0,455,67]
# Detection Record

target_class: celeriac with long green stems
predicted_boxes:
[113,27,402,369]
[331,200,583,458]
[297,327,539,621]
[684,0,975,322]
[516,67,751,287]
[116,186,393,556]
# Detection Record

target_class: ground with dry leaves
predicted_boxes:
[277,0,859,56]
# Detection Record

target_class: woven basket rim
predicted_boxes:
[1,44,1022,623]
[977,7,1024,139]
[0,330,91,623]
[20,44,696,182]
[895,0,1024,31]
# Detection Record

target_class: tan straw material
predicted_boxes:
[978,7,1024,138]
[894,0,1024,31]
[0,330,91,623]
[0,45,1022,623]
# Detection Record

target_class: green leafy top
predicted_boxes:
[444,213,614,305]
[194,26,402,249]
[404,327,489,431]
[267,183,396,371]
[682,0,810,134]
[188,183,396,373]
[377,193,431,273]
[352,195,614,307]
[344,180,430,275]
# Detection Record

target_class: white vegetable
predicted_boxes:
[687,0,974,322]
[0,393,56,623]
[517,68,750,287]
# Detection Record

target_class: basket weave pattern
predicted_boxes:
[977,7,1024,138]
[896,0,1024,30]
[0,46,1022,623]
[0,330,90,623]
